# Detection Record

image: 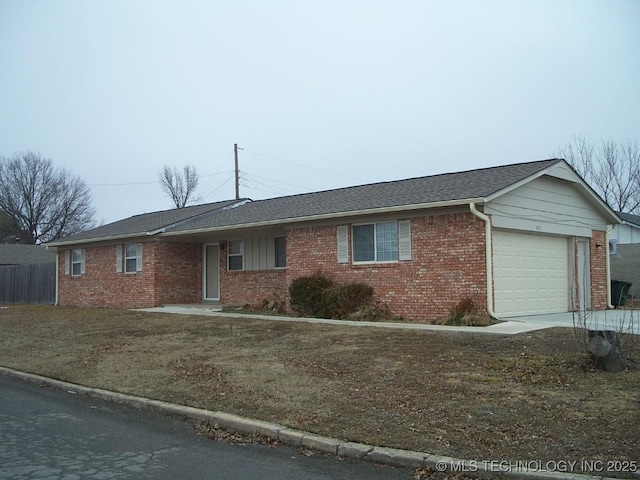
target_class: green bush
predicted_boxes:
[288,274,334,317]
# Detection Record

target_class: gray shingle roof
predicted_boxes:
[50,199,241,244]
[619,212,640,228]
[165,158,563,233]
[0,244,56,265]
[50,158,564,245]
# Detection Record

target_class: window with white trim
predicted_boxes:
[125,244,138,273]
[353,221,398,262]
[72,248,85,276]
[228,240,244,271]
[116,243,142,273]
[350,220,411,263]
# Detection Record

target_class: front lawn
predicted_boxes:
[1,305,638,477]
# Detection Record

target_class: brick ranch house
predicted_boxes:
[47,159,621,322]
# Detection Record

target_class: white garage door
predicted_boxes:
[493,230,569,317]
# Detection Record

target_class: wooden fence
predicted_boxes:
[0,262,56,304]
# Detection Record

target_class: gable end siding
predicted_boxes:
[486,176,609,237]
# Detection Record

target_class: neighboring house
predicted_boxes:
[0,244,56,266]
[46,159,620,322]
[609,212,640,299]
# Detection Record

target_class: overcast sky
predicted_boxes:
[1,1,638,225]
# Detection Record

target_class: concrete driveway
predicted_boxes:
[501,310,640,335]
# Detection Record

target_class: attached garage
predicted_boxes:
[493,230,570,316]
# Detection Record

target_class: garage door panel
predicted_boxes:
[494,231,569,316]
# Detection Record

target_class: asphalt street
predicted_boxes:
[0,376,411,480]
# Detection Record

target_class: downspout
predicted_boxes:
[605,227,614,309]
[50,247,59,306]
[470,202,497,319]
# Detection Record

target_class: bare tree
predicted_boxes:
[0,210,19,243]
[159,164,200,208]
[0,152,96,244]
[557,136,640,214]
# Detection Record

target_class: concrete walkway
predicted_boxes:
[138,305,640,335]
[137,306,547,335]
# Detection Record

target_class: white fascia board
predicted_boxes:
[45,232,154,248]
[159,198,485,238]
[621,219,640,229]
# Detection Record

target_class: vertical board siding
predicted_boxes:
[0,262,56,304]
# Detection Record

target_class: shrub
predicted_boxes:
[445,297,492,326]
[320,283,374,319]
[347,301,393,322]
[288,274,334,317]
[288,275,386,320]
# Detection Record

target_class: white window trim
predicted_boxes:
[352,221,398,264]
[350,220,411,264]
[123,243,143,274]
[227,239,244,271]
[71,248,86,276]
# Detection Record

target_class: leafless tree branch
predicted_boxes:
[159,164,200,208]
[557,136,640,214]
[0,152,96,244]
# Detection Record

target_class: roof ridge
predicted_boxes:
[128,198,239,220]
[243,158,563,206]
[161,199,252,233]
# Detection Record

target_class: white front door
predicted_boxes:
[204,244,220,300]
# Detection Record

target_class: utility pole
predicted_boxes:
[234,143,240,200]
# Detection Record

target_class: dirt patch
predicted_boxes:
[1,305,639,478]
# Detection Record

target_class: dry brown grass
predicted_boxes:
[1,305,639,476]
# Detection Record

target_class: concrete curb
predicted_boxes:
[0,366,620,480]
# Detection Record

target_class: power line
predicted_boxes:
[201,173,235,200]
[240,148,368,182]
[241,172,308,197]
[89,180,158,187]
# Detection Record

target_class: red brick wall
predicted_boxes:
[590,230,608,309]
[58,241,202,308]
[153,242,202,305]
[220,268,288,306]
[286,212,488,322]
[58,243,156,308]
[56,221,610,320]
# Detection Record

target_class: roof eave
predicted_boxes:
[621,220,640,229]
[46,231,160,248]
[159,198,486,237]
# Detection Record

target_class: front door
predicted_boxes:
[204,244,220,300]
